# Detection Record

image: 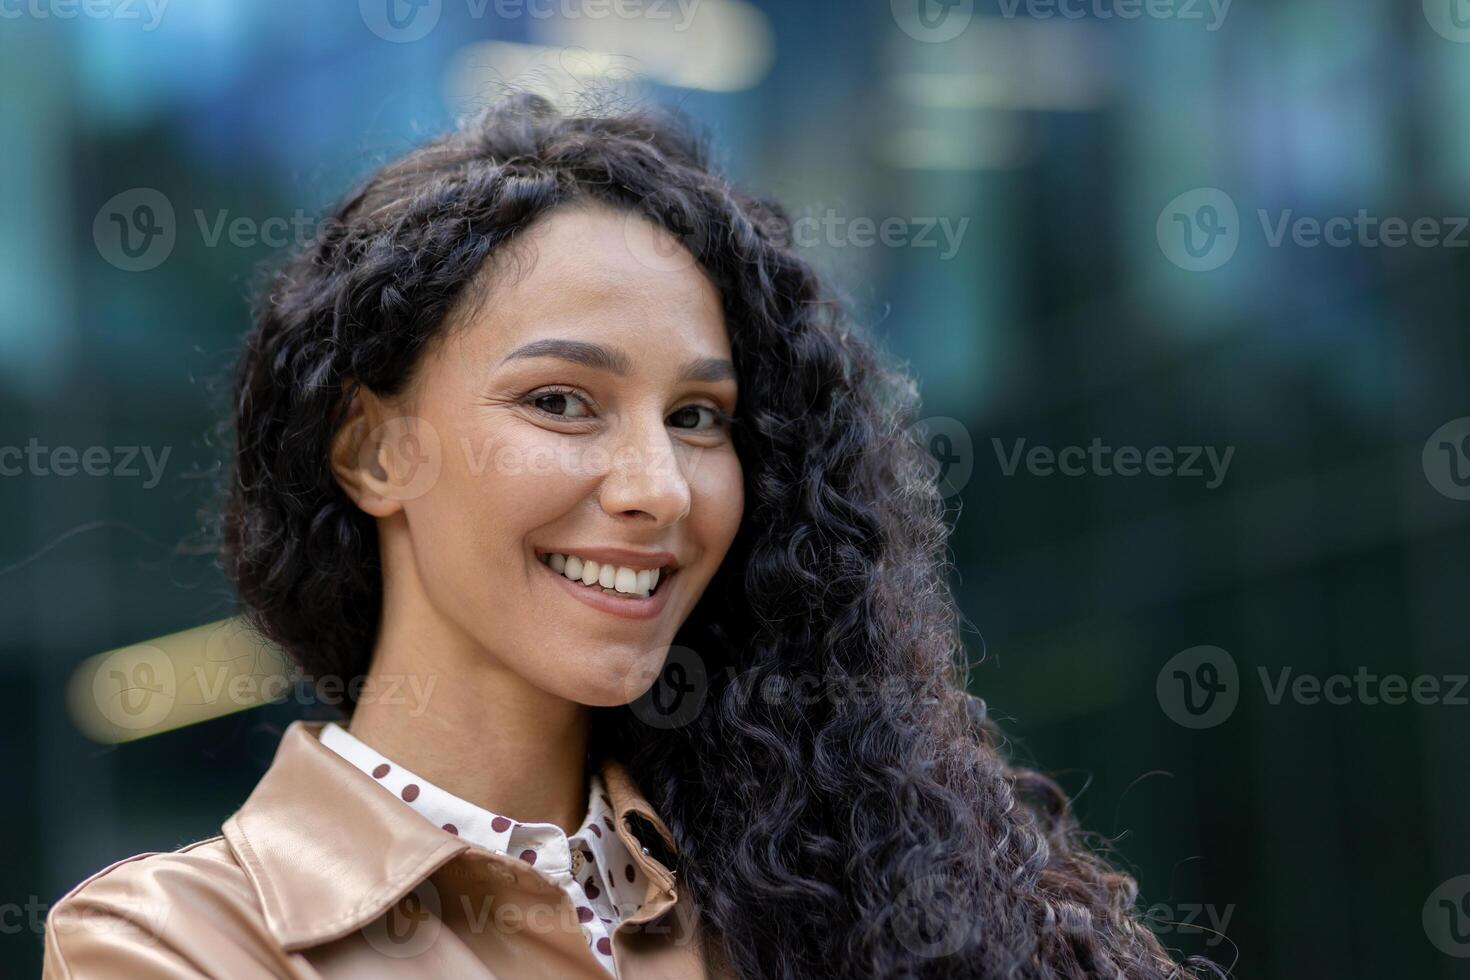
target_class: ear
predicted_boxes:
[330,383,405,518]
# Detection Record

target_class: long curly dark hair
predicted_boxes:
[221,92,1226,980]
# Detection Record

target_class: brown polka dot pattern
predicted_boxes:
[317,723,639,977]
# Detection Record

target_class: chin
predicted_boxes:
[558,649,673,708]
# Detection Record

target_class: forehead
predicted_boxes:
[454,205,731,365]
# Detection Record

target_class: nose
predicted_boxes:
[596,414,692,527]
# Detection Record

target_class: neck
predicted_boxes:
[346,553,591,835]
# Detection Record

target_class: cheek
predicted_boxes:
[689,449,744,556]
[408,421,586,577]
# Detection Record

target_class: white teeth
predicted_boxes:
[539,551,669,599]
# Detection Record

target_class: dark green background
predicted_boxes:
[2,1,1468,977]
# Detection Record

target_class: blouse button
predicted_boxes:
[571,849,586,876]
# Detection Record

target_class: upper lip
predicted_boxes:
[535,546,682,573]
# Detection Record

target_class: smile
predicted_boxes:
[534,549,679,621]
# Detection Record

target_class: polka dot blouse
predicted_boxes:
[320,722,649,977]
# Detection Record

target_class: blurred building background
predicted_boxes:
[3,0,1469,976]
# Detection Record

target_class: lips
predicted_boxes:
[533,546,680,576]
[535,549,675,598]
[534,551,678,621]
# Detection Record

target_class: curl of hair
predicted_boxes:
[221,92,1228,980]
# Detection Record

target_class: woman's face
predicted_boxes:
[347,205,743,707]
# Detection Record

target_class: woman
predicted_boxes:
[44,94,1224,979]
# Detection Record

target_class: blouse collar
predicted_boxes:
[318,722,650,919]
[221,720,682,951]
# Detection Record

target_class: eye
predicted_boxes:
[668,404,734,431]
[523,386,594,420]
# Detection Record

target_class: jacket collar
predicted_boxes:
[222,720,681,951]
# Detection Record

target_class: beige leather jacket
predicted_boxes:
[42,721,734,979]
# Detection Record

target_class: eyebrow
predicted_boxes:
[500,338,737,384]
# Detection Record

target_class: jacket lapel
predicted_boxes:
[222,720,733,977]
[223,721,470,950]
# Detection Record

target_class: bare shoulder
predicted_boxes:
[43,837,283,980]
